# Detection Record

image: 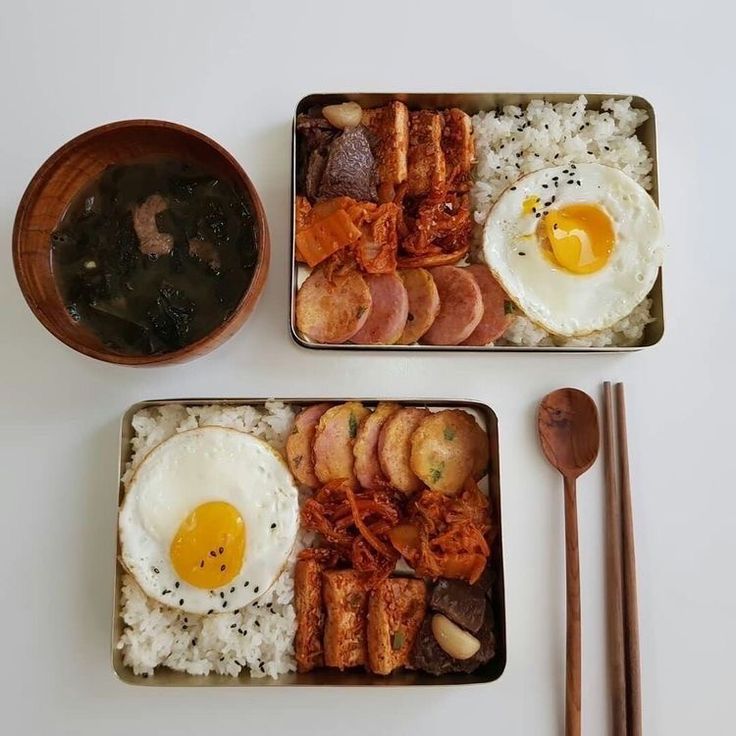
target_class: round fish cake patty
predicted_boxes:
[410,410,485,494]
[378,407,430,494]
[286,403,333,488]
[461,265,512,346]
[421,266,483,345]
[397,268,441,345]
[353,402,400,489]
[313,402,370,485]
[350,273,409,345]
[296,268,372,344]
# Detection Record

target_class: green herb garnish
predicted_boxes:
[392,631,405,650]
[429,462,445,484]
[348,413,358,439]
[443,427,456,441]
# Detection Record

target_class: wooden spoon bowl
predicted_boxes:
[13,120,270,366]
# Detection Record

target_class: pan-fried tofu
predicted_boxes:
[294,558,324,673]
[323,570,368,669]
[362,101,409,196]
[442,108,475,192]
[407,111,446,197]
[367,577,427,675]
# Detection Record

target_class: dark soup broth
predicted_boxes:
[51,159,258,355]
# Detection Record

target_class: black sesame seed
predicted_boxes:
[200,560,204,568]
[562,169,569,174]
[567,179,574,184]
[220,564,226,572]
[255,620,260,627]
[218,547,224,554]
[534,152,540,157]
[209,551,216,558]
[207,609,213,615]
[579,125,585,131]
[220,591,225,599]
[554,153,560,159]
[544,201,552,207]
[182,625,188,631]
[153,567,159,574]
[230,623,237,629]
[552,176,559,181]
[254,586,260,593]
[222,601,228,608]
[184,617,188,623]
[551,196,556,202]
[174,582,180,589]
[162,589,171,595]
[192,638,197,646]
[531,207,536,213]
[542,184,548,189]
[230,587,235,593]
[544,124,549,129]
[220,656,225,662]
[519,251,526,256]
[554,223,559,230]
[535,213,541,218]
[604,145,611,151]
[244,581,249,588]
[572,111,577,117]
[243,630,248,636]
[577,180,581,186]
[510,186,517,191]
[179,598,184,606]
[142,672,149,679]
[270,523,276,529]
[259,662,265,672]
[266,602,272,608]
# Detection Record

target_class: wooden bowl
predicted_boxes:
[13,120,270,366]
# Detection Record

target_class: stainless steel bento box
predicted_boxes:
[112,398,507,686]
[290,92,664,352]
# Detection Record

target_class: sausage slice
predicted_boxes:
[421,266,483,345]
[378,407,430,494]
[397,268,441,344]
[313,402,370,485]
[286,403,332,488]
[461,265,512,346]
[353,402,400,489]
[350,273,409,345]
[296,268,372,344]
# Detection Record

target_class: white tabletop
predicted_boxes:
[1,1,733,733]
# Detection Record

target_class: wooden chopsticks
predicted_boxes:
[603,382,642,736]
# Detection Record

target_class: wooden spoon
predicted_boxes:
[538,388,600,736]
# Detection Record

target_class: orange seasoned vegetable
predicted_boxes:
[296,209,363,268]
[389,476,493,584]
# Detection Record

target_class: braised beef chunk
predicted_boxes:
[430,579,486,634]
[317,126,377,202]
[296,115,336,196]
[411,608,496,676]
[305,150,328,200]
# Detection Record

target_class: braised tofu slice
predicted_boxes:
[407,111,446,197]
[367,577,427,675]
[362,101,409,197]
[441,108,474,192]
[294,558,325,673]
[323,570,368,669]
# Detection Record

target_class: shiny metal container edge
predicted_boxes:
[112,397,507,687]
[289,91,664,353]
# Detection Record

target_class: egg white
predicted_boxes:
[482,163,664,336]
[119,426,299,615]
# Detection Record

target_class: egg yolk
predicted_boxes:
[541,204,615,274]
[170,501,245,589]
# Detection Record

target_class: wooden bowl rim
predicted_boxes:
[12,118,270,366]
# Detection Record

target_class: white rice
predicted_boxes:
[117,401,300,680]
[471,96,656,347]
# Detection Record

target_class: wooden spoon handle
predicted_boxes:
[564,474,582,736]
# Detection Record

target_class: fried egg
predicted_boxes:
[119,426,299,615]
[482,163,664,336]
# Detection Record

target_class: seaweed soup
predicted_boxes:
[51,159,258,355]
